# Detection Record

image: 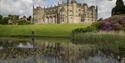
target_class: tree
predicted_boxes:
[8,15,19,24]
[112,0,125,16]
[0,17,9,24]
[0,15,2,20]
[0,15,3,24]
[8,15,19,20]
[98,18,103,21]
[27,16,32,21]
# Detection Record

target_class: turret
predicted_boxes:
[32,5,35,23]
[90,6,97,21]
[90,6,95,11]
[83,3,88,12]
[96,6,98,19]
[71,0,78,23]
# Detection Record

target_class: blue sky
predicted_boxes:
[0,0,125,19]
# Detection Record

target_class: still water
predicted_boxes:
[0,53,120,63]
[0,37,123,63]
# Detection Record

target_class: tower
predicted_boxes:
[71,0,78,23]
[96,6,98,20]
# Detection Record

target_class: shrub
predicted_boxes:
[0,17,9,24]
[100,15,125,31]
[17,20,31,25]
[72,22,101,34]
[73,16,125,33]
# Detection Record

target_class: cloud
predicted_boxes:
[0,0,125,18]
[0,0,33,16]
[96,0,117,19]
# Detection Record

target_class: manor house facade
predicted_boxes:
[33,0,98,24]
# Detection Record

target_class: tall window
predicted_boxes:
[69,10,73,16]
[81,17,85,22]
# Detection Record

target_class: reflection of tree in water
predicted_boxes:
[0,42,121,63]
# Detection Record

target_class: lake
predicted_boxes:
[0,37,124,63]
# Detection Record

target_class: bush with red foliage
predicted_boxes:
[100,16,125,31]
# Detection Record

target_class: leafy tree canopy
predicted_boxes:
[112,0,125,16]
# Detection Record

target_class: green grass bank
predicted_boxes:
[0,24,89,38]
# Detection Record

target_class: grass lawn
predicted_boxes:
[0,24,89,38]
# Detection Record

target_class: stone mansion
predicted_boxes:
[33,0,98,24]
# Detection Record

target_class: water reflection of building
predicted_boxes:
[33,0,98,24]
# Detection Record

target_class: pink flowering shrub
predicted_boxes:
[100,16,125,31]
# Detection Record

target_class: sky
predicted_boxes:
[0,0,125,19]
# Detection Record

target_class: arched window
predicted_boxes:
[81,17,85,22]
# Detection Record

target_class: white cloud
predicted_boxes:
[0,0,125,18]
[0,0,33,16]
[96,0,117,19]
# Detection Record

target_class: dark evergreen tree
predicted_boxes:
[0,15,2,20]
[0,17,9,24]
[112,0,125,16]
[27,16,32,21]
[0,15,2,24]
